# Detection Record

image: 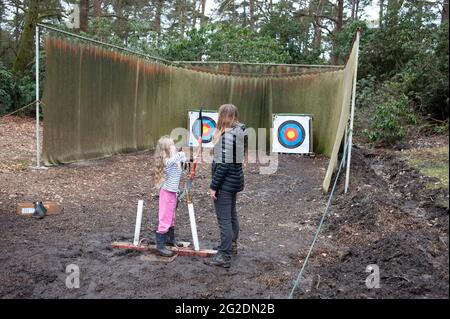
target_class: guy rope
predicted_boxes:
[288,130,351,299]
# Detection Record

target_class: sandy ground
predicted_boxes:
[0,116,448,299]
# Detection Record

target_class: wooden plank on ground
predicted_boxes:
[16,202,61,216]
[111,241,217,258]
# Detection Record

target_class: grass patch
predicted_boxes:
[405,146,449,191]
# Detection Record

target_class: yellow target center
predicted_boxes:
[286,130,295,139]
[203,126,209,134]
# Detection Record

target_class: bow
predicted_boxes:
[178,107,203,202]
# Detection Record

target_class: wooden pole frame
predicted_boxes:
[344,30,361,193]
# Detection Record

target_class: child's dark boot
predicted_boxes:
[156,232,175,257]
[166,227,183,247]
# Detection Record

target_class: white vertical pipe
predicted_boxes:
[133,200,144,246]
[35,25,40,168]
[188,203,200,251]
[345,31,360,193]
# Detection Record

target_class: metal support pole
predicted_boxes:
[343,125,348,167]
[344,31,360,193]
[35,25,40,168]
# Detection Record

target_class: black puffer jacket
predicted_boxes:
[210,123,247,193]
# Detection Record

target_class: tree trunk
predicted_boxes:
[153,0,163,36]
[379,0,384,27]
[442,0,449,23]
[231,0,237,24]
[416,0,423,26]
[94,0,102,18]
[178,0,185,35]
[243,0,247,26]
[12,0,39,76]
[192,0,198,28]
[313,0,325,50]
[13,3,20,47]
[113,0,126,41]
[351,0,356,20]
[330,0,343,65]
[0,2,3,36]
[79,0,89,32]
[201,0,207,26]
[250,0,255,29]
[337,0,343,31]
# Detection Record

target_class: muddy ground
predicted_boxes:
[0,116,448,299]
[296,138,449,299]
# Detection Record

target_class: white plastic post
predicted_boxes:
[133,200,144,246]
[188,203,200,251]
[35,25,40,168]
[345,31,360,193]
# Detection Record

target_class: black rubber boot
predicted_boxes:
[213,241,238,255]
[155,232,175,257]
[32,201,46,219]
[166,227,183,247]
[204,253,231,268]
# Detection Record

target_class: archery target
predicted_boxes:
[188,110,219,148]
[272,114,313,154]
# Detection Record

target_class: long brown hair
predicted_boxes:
[213,104,239,144]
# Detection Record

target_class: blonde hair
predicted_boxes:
[154,136,176,189]
[213,104,239,144]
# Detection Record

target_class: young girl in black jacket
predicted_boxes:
[204,104,247,268]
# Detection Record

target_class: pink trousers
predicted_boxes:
[157,188,177,234]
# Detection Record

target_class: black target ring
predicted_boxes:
[277,120,306,149]
[192,116,216,144]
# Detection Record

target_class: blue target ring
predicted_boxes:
[277,120,305,149]
[192,116,216,144]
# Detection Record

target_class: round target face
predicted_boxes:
[277,120,305,149]
[192,116,217,144]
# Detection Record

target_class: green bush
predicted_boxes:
[15,73,37,111]
[399,23,449,119]
[358,6,448,120]
[0,61,13,114]
[162,24,291,63]
[0,53,46,116]
[364,89,416,145]
[355,75,380,109]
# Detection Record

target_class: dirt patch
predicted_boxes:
[0,117,447,299]
[0,117,328,299]
[294,144,449,299]
[305,230,448,299]
[0,116,42,172]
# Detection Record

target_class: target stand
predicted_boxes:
[111,200,217,258]
[111,241,217,258]
[188,110,219,148]
[272,114,313,155]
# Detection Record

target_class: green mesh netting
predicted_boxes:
[42,36,358,192]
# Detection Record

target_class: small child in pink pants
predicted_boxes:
[154,136,187,257]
